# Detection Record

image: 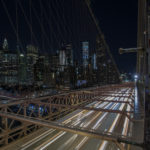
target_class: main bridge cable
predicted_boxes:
[84,1,114,84]
[85,0,120,79]
[81,0,98,64]
[1,0,24,53]
[83,1,97,56]
[73,0,100,65]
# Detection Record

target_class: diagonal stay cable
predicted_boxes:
[37,0,60,52]
[1,0,24,53]
[17,0,40,50]
[55,0,71,43]
[48,0,67,44]
[28,0,52,51]
[57,0,74,44]
[85,0,120,77]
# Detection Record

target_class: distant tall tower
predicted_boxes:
[2,38,8,50]
[59,48,66,72]
[26,44,39,84]
[82,41,89,68]
[66,43,73,66]
[92,53,97,70]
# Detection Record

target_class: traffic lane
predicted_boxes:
[65,100,113,127]
[53,91,130,150]
[103,142,118,150]
[34,101,114,150]
[37,100,120,149]
[98,103,126,150]
[21,93,127,149]
[104,103,131,150]
[22,101,108,150]
[21,110,86,150]
[96,103,122,132]
[42,132,79,150]
[21,101,102,149]
[23,129,60,150]
[47,103,119,150]
[40,112,101,150]
[33,110,105,149]
[78,103,122,150]
[88,103,119,129]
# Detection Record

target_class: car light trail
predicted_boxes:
[36,131,66,150]
[21,129,55,150]
[33,101,105,150]
[99,103,126,150]
[73,98,121,150]
[35,99,112,150]
[18,87,134,150]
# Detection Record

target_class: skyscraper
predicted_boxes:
[59,43,73,71]
[26,45,39,84]
[65,43,73,66]
[18,53,27,85]
[92,53,97,70]
[0,49,18,86]
[82,41,89,68]
[2,38,8,50]
[59,49,66,72]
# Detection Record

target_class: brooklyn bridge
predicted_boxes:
[0,0,149,150]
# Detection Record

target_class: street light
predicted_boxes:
[134,74,138,79]
[134,74,138,82]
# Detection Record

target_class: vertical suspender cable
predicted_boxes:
[30,0,33,45]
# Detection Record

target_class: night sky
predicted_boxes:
[92,0,138,73]
[0,0,138,74]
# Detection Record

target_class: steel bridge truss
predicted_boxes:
[0,83,140,150]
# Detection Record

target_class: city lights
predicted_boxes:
[134,74,138,79]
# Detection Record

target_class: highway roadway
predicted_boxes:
[4,88,133,150]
